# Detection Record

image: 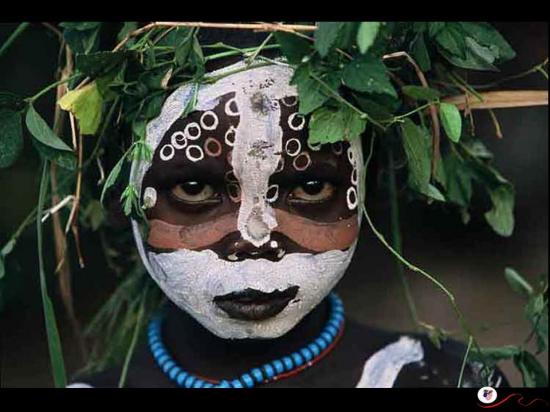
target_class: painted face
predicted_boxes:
[131,62,364,339]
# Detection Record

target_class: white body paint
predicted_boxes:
[355,336,424,388]
[131,61,365,339]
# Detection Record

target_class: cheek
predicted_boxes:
[274,209,359,252]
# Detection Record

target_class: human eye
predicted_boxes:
[169,181,221,204]
[288,180,336,204]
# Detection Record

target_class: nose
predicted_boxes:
[224,235,287,262]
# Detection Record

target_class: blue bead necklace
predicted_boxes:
[148,292,345,388]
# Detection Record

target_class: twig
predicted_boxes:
[383,51,441,182]
[41,195,74,223]
[488,109,503,139]
[0,22,30,58]
[442,90,548,110]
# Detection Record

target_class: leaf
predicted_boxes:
[443,152,472,208]
[100,151,128,204]
[25,105,73,151]
[458,22,516,62]
[58,82,104,135]
[60,22,101,55]
[402,85,440,102]
[120,184,139,216]
[314,22,345,57]
[342,54,396,97]
[31,139,76,170]
[400,118,431,194]
[0,109,23,168]
[513,351,548,387]
[470,345,521,366]
[274,32,311,65]
[505,267,534,299]
[291,64,341,115]
[439,102,462,142]
[75,51,128,78]
[357,22,381,54]
[411,34,431,71]
[308,105,366,145]
[485,184,515,237]
[117,22,138,43]
[525,293,548,352]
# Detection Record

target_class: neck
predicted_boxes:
[162,298,331,379]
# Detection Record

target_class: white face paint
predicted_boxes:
[131,61,365,339]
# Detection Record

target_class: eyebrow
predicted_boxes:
[151,157,227,187]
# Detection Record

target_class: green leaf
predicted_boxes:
[308,105,366,145]
[117,22,138,43]
[411,34,431,71]
[75,51,128,78]
[274,32,311,65]
[357,22,381,54]
[291,64,340,115]
[458,22,516,62]
[439,102,462,142]
[470,345,521,365]
[314,22,345,57]
[400,118,431,194]
[0,109,23,168]
[31,139,76,170]
[120,184,139,216]
[100,150,128,204]
[25,105,73,151]
[60,22,101,55]
[435,26,466,58]
[443,152,472,208]
[513,351,548,387]
[485,184,515,237]
[342,54,396,97]
[402,85,440,102]
[58,82,104,135]
[505,267,534,299]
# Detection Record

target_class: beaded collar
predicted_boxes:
[148,293,345,388]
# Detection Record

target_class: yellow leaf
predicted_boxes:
[58,82,103,135]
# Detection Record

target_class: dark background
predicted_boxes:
[0,22,547,387]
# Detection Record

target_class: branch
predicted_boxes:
[442,90,548,110]
[383,51,441,181]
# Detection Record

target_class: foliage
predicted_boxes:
[0,21,547,387]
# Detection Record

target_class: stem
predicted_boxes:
[27,74,79,103]
[246,33,274,67]
[387,146,420,330]
[308,72,385,130]
[37,161,68,387]
[0,22,30,58]
[457,335,474,388]
[205,44,280,62]
[118,285,149,388]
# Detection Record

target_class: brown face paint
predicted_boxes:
[147,208,357,253]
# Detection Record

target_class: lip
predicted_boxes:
[213,286,299,321]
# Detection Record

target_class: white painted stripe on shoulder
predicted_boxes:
[355,336,424,388]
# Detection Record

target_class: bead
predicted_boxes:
[321,331,333,342]
[230,379,244,388]
[162,360,175,374]
[176,372,188,387]
[203,382,215,388]
[272,360,285,374]
[192,380,205,388]
[325,324,338,338]
[308,343,320,357]
[251,368,264,383]
[169,366,181,380]
[153,348,166,358]
[315,337,328,351]
[282,356,294,371]
[157,354,170,365]
[184,375,196,388]
[217,380,231,388]
[291,352,304,367]
[262,364,275,379]
[241,374,254,388]
[300,347,313,362]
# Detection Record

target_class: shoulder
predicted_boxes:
[67,344,172,388]
[347,321,509,388]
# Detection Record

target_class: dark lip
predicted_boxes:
[213,286,299,321]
